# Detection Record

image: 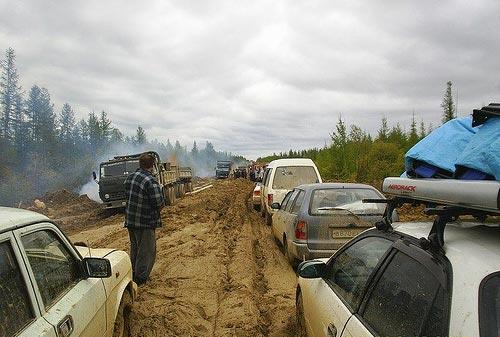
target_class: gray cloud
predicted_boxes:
[1,0,499,159]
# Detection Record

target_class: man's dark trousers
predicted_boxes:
[128,228,156,284]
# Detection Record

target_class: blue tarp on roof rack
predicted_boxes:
[404,116,477,177]
[404,107,500,181]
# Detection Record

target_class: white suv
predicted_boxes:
[0,207,136,337]
[296,177,500,337]
[260,158,322,225]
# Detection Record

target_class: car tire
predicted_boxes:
[113,290,132,337]
[284,237,298,268]
[265,211,272,226]
[253,204,261,212]
[296,291,307,337]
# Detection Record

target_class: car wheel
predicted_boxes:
[284,237,298,268]
[296,291,307,337]
[253,204,261,212]
[113,290,132,337]
[265,211,272,226]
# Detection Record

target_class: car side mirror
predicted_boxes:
[271,202,281,210]
[297,260,326,279]
[83,257,112,278]
[92,171,97,181]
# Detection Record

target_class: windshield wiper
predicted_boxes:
[316,207,360,218]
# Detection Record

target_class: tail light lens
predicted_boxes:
[295,220,307,240]
[253,190,260,197]
[267,194,273,204]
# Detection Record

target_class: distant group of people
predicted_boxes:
[249,165,265,182]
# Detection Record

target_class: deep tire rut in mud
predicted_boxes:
[68,179,298,337]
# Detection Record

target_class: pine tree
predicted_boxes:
[87,112,100,148]
[441,81,455,123]
[377,117,389,141]
[191,140,198,157]
[26,85,56,150]
[0,48,22,142]
[135,125,146,144]
[408,111,419,145]
[98,110,111,145]
[110,128,123,143]
[58,103,75,145]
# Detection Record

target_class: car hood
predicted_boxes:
[75,246,116,258]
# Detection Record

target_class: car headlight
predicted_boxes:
[104,194,110,199]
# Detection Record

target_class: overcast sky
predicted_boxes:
[1,0,499,159]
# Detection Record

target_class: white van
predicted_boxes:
[260,158,322,225]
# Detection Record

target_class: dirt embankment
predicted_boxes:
[68,178,298,337]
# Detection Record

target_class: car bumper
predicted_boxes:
[289,241,336,261]
[103,199,127,209]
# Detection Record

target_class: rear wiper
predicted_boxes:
[317,207,359,218]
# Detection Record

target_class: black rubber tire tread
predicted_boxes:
[113,290,132,337]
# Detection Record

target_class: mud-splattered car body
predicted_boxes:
[296,221,500,337]
[0,206,136,337]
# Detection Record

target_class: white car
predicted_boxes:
[252,183,261,211]
[0,207,137,337]
[260,158,322,225]
[296,177,500,337]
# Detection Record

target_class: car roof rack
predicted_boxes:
[472,102,500,127]
[364,177,500,251]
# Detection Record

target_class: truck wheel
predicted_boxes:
[113,290,132,337]
[170,186,175,205]
[163,187,170,206]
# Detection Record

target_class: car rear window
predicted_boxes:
[480,272,500,337]
[310,188,385,216]
[272,166,319,189]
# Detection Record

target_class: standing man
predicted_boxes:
[124,153,165,285]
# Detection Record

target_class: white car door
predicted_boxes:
[0,231,57,337]
[301,236,392,337]
[14,224,108,337]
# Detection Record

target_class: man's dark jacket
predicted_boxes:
[124,168,164,228]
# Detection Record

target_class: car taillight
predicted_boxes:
[267,194,273,204]
[295,220,307,240]
[253,190,260,196]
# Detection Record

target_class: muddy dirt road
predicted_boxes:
[68,179,298,337]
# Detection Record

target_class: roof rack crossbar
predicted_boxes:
[472,102,500,127]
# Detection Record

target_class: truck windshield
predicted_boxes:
[100,160,140,177]
[272,166,319,189]
[310,188,385,215]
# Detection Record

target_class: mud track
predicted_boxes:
[69,179,298,337]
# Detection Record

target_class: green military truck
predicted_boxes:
[93,151,193,209]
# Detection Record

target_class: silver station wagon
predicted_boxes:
[271,183,386,266]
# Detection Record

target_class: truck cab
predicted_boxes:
[215,161,233,179]
[96,152,161,209]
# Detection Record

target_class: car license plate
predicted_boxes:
[330,229,360,239]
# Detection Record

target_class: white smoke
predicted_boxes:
[79,179,102,203]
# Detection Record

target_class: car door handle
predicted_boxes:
[327,323,337,337]
[57,315,74,337]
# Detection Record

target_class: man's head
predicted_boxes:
[139,153,155,170]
